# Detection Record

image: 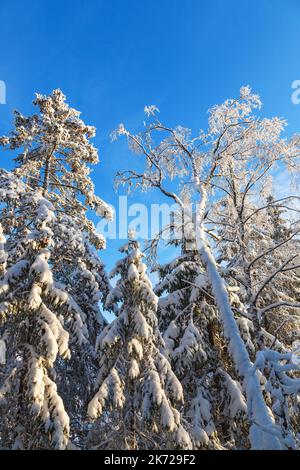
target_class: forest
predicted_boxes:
[0,87,299,450]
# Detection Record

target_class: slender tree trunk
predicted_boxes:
[124,377,137,450]
[42,146,56,195]
[43,156,51,195]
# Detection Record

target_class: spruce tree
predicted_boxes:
[87,238,191,450]
[153,217,248,449]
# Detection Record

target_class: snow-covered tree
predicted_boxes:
[87,238,191,450]
[152,224,249,449]
[212,191,300,349]
[114,87,300,449]
[0,171,74,449]
[262,196,300,342]
[0,90,112,448]
[0,84,299,451]
[0,89,112,318]
[207,178,300,445]
[0,89,112,241]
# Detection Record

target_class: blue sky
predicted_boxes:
[1,0,300,271]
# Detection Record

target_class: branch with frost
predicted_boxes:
[247,230,300,269]
[251,254,300,305]
[258,301,300,316]
[181,278,215,301]
[244,196,300,224]
[204,227,221,241]
[281,264,300,272]
[116,168,184,207]
[260,327,288,352]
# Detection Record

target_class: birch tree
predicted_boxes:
[212,191,300,349]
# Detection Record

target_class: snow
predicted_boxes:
[173,321,207,366]
[95,199,114,221]
[155,353,183,402]
[193,426,209,446]
[134,310,151,339]
[88,382,109,420]
[28,284,42,310]
[88,369,125,420]
[190,273,208,302]
[144,105,160,117]
[160,397,176,431]
[127,263,139,281]
[26,352,45,415]
[127,338,143,360]
[140,282,158,306]
[39,305,70,360]
[219,369,248,418]
[43,375,70,450]
[128,359,140,379]
[30,249,53,285]
[176,425,192,449]
[237,317,255,353]
[0,260,29,294]
[101,320,122,348]
[39,320,59,362]
[163,321,179,355]
[146,370,163,406]
[0,223,7,271]
[190,388,215,448]
[0,339,6,365]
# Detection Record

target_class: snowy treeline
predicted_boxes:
[0,88,299,450]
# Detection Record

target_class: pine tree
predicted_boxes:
[87,238,191,450]
[0,88,112,317]
[0,90,112,448]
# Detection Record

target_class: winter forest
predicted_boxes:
[0,86,299,451]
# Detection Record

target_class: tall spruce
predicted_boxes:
[87,238,191,450]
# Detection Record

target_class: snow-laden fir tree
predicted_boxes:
[150,212,249,449]
[0,90,112,448]
[87,237,191,450]
[114,88,300,449]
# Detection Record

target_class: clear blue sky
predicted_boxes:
[1,0,300,271]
